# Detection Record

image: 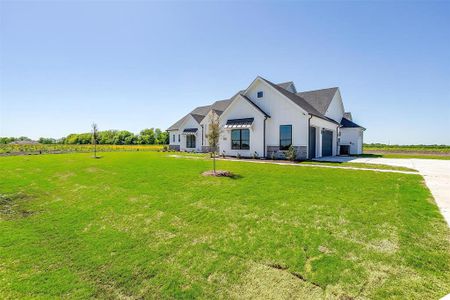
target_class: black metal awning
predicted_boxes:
[224,118,254,129]
[183,128,198,134]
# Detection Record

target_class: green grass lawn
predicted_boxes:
[361,152,450,160]
[1,152,449,299]
[363,144,450,160]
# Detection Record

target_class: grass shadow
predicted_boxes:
[229,173,243,180]
[306,160,343,164]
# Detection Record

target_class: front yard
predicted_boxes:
[0,152,449,298]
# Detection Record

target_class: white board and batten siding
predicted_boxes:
[324,90,345,123]
[171,114,203,152]
[340,128,364,155]
[244,79,309,149]
[219,96,265,156]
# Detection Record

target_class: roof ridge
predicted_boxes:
[191,104,211,110]
[259,77,324,116]
[297,87,338,94]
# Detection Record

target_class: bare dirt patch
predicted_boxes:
[230,263,323,299]
[0,193,35,220]
[55,171,75,180]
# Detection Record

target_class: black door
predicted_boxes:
[340,145,350,155]
[309,127,316,159]
[322,130,333,157]
[186,135,196,148]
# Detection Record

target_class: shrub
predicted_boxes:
[271,152,276,160]
[286,145,297,161]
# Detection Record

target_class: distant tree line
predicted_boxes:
[0,136,34,144]
[0,128,169,145]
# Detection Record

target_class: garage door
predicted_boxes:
[322,130,333,157]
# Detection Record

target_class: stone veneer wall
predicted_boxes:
[266,146,307,160]
[201,146,213,153]
[169,145,180,151]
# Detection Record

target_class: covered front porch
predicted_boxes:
[180,128,201,152]
[309,117,339,159]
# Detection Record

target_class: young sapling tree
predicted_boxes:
[206,113,221,175]
[91,123,99,158]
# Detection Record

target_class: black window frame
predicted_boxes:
[178,134,180,142]
[231,129,250,150]
[279,125,292,150]
[257,91,264,98]
[186,135,196,148]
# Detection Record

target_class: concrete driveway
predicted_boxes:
[314,156,450,226]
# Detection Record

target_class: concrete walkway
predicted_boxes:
[314,156,450,227]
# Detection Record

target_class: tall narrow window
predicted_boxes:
[186,135,196,148]
[172,134,175,142]
[280,125,292,150]
[231,129,250,150]
[178,134,180,142]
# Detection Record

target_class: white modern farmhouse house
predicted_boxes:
[167,76,365,159]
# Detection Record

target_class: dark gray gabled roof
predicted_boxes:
[296,87,338,115]
[167,99,234,131]
[340,117,365,129]
[167,105,211,131]
[260,77,338,123]
[277,81,296,93]
[190,105,212,116]
[191,113,206,124]
[167,114,189,131]
[211,99,233,115]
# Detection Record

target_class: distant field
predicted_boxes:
[363,144,450,159]
[0,152,449,298]
[0,144,164,155]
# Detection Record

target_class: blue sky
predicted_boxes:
[1,1,449,144]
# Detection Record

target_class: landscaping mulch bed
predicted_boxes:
[201,170,234,177]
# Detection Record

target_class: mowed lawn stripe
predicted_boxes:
[0,152,449,299]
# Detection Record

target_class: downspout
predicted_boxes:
[201,125,204,147]
[263,116,267,158]
[307,115,312,159]
[336,124,340,156]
